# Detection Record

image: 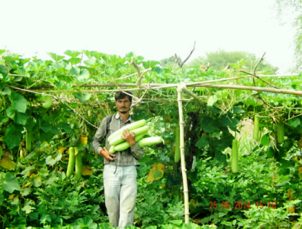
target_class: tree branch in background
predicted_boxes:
[174,41,196,68]
[240,70,278,88]
[240,52,278,88]
[253,52,266,75]
[180,41,196,68]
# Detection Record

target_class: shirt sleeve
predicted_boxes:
[92,117,107,154]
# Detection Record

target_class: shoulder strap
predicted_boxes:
[105,115,113,136]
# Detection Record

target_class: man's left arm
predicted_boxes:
[122,130,144,160]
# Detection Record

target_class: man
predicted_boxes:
[92,91,143,229]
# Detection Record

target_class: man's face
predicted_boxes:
[115,97,131,114]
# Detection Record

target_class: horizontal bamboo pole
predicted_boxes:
[190,83,302,96]
[10,78,302,97]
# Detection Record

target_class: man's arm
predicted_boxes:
[92,118,107,154]
[122,130,144,160]
[92,117,115,161]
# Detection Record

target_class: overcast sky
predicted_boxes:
[0,0,297,74]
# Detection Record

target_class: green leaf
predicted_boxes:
[74,92,91,102]
[287,118,301,128]
[65,50,81,58]
[15,112,28,125]
[6,106,15,119]
[22,200,35,214]
[69,57,81,64]
[0,65,8,77]
[4,124,22,149]
[201,117,219,132]
[195,136,209,149]
[39,95,53,109]
[260,134,270,146]
[21,187,32,197]
[48,52,65,61]
[70,66,80,76]
[9,91,28,113]
[46,153,62,166]
[1,86,11,95]
[3,173,20,193]
[78,69,90,81]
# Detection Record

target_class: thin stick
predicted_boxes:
[177,83,190,224]
[240,70,278,88]
[253,52,266,76]
[180,41,196,67]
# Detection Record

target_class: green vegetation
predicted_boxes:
[189,50,278,74]
[0,49,302,228]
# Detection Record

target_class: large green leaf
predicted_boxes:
[9,91,28,113]
[3,173,20,193]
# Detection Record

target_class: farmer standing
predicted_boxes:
[92,91,143,228]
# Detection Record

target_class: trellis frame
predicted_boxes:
[9,76,302,224]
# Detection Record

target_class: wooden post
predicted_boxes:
[177,83,190,224]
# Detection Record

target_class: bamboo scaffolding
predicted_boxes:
[177,83,190,224]
[28,83,302,97]
[8,78,302,224]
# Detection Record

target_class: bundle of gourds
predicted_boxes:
[108,119,164,153]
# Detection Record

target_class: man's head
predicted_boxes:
[114,91,132,114]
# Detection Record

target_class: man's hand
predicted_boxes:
[100,148,116,161]
[122,129,136,146]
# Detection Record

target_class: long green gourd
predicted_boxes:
[109,125,149,146]
[66,147,75,177]
[109,134,146,153]
[107,119,146,142]
[138,136,164,147]
[231,139,239,173]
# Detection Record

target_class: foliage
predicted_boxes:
[0,49,302,228]
[189,50,278,74]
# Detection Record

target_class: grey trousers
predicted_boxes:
[103,164,137,229]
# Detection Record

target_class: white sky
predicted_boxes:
[0,0,297,74]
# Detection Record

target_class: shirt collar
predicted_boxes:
[114,112,131,122]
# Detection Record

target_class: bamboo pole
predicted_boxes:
[177,83,190,224]
[186,83,302,96]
